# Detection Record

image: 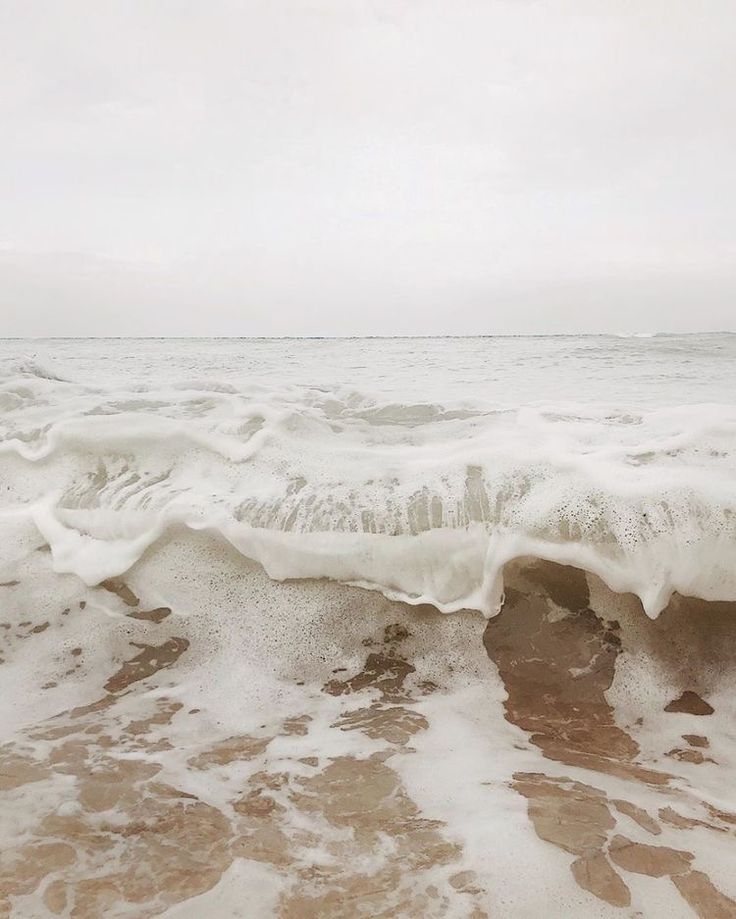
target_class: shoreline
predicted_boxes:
[1,533,735,916]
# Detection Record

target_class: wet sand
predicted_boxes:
[1,536,735,917]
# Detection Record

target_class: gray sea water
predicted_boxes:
[2,332,736,615]
[2,332,735,407]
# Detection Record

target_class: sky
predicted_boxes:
[1,0,735,336]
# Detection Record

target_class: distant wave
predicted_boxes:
[11,355,73,382]
[612,331,657,339]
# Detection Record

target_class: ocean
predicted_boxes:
[1,335,735,917]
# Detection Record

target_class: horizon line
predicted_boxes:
[2,331,734,342]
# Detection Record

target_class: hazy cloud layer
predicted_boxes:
[1,0,734,335]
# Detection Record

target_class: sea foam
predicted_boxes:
[2,356,735,618]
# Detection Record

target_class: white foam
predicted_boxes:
[157,860,285,919]
[1,358,736,617]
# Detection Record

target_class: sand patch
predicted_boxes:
[104,638,189,693]
[488,560,736,915]
[665,692,714,716]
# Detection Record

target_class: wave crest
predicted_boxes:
[2,370,736,618]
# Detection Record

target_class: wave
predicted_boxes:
[612,331,657,339]
[2,366,736,618]
[10,354,72,382]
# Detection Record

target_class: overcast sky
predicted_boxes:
[1,0,735,336]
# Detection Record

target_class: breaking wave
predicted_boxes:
[2,359,736,618]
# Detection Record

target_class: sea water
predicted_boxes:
[1,335,735,918]
[2,334,735,615]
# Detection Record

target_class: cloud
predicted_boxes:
[1,0,734,334]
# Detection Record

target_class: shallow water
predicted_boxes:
[3,333,736,405]
[1,530,735,917]
[1,336,735,917]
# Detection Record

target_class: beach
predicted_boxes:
[2,527,735,917]
[1,337,735,917]
[4,0,736,911]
